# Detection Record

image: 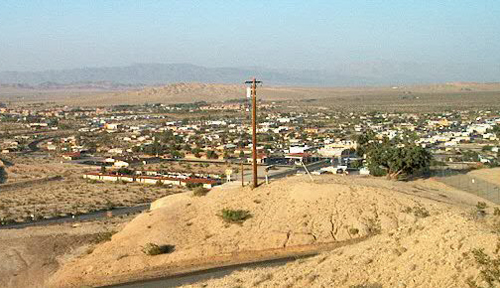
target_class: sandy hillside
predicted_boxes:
[184,210,498,288]
[468,167,500,186]
[48,175,497,287]
[62,83,395,106]
[0,218,129,288]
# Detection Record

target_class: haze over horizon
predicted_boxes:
[1,1,499,85]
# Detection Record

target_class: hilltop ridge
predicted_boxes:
[48,174,498,287]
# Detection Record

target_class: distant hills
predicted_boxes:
[0,62,498,86]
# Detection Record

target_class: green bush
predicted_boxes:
[186,182,203,189]
[467,247,500,287]
[220,209,252,224]
[348,228,359,235]
[350,284,383,288]
[142,243,175,256]
[494,207,500,216]
[365,218,381,235]
[413,206,430,218]
[93,231,116,243]
[193,187,209,197]
[477,202,488,212]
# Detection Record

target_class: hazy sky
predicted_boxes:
[1,0,499,72]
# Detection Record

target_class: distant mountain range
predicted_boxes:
[0,62,498,86]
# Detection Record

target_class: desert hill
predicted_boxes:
[48,174,499,288]
[55,81,500,107]
[184,210,497,288]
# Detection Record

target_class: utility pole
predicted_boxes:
[241,162,244,187]
[245,78,262,188]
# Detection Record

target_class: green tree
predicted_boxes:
[117,167,134,175]
[366,142,432,179]
[0,166,7,184]
[206,150,218,159]
[355,130,377,157]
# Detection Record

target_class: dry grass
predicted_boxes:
[0,156,185,223]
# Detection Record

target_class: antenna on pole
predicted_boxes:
[245,78,262,188]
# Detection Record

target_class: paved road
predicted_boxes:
[103,254,315,288]
[236,159,331,184]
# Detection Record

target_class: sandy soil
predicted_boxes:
[48,174,497,287]
[468,167,500,186]
[0,217,131,288]
[184,211,499,288]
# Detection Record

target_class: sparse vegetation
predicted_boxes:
[413,206,430,218]
[494,207,500,216]
[92,231,116,244]
[141,243,175,256]
[365,218,381,235]
[193,186,209,197]
[220,209,252,224]
[477,202,488,213]
[402,206,430,218]
[348,227,359,235]
[467,246,500,288]
[350,283,383,288]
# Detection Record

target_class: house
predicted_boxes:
[113,161,130,168]
[246,154,267,164]
[317,140,357,157]
[105,123,121,130]
[61,152,81,160]
[285,153,314,165]
[289,145,314,154]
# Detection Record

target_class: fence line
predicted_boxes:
[434,169,500,204]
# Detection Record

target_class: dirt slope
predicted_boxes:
[468,167,500,186]
[184,211,498,288]
[0,219,128,288]
[48,175,497,287]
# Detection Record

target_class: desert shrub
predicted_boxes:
[402,206,413,214]
[220,209,251,224]
[494,207,500,216]
[193,186,209,197]
[93,231,116,243]
[186,182,203,189]
[350,284,383,288]
[141,243,175,256]
[492,221,500,234]
[348,228,359,235]
[413,206,430,218]
[402,206,429,218]
[365,218,381,235]
[467,247,500,288]
[477,202,488,213]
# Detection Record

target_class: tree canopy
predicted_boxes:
[356,131,432,179]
